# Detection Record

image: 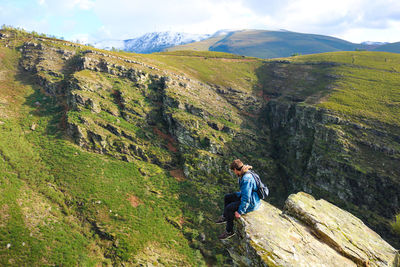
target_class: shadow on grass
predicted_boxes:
[17,69,65,138]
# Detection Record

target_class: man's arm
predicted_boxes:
[237,176,252,215]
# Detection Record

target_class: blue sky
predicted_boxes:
[1,0,399,43]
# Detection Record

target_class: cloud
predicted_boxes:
[69,0,95,10]
[237,0,400,39]
[1,0,400,43]
[70,33,90,43]
[87,0,400,42]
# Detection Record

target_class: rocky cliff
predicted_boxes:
[223,192,399,267]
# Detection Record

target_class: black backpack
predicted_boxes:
[249,171,269,200]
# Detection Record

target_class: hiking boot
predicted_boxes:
[218,231,235,240]
[215,215,227,224]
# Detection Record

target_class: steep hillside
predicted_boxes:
[0,28,399,265]
[373,42,400,53]
[167,29,362,58]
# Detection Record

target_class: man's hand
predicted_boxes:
[235,211,241,218]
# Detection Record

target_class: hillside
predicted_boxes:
[0,28,399,265]
[167,29,362,58]
[373,42,400,53]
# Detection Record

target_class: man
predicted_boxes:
[216,159,261,240]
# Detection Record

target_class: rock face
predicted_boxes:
[265,99,400,246]
[223,192,399,267]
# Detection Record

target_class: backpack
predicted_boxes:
[249,171,269,200]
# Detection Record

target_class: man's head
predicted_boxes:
[230,159,244,176]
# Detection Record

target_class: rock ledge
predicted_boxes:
[223,192,399,267]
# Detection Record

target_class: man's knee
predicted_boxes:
[224,193,230,202]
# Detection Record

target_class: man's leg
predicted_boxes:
[223,200,241,233]
[224,193,241,208]
[216,193,241,224]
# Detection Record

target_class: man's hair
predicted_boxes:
[230,159,244,170]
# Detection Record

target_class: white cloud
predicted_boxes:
[71,33,90,44]
[1,0,400,43]
[86,0,400,42]
[338,20,400,43]
[70,0,95,10]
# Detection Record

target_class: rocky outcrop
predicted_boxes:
[223,192,399,267]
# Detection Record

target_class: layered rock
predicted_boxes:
[223,192,399,267]
[265,100,400,244]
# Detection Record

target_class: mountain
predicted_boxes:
[361,41,388,45]
[0,27,399,265]
[372,41,400,53]
[167,29,363,58]
[94,31,210,53]
[359,41,388,51]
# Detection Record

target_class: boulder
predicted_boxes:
[285,192,399,267]
[222,192,399,267]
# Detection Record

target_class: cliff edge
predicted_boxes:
[223,192,399,267]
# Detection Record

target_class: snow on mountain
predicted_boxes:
[361,41,388,46]
[123,31,210,53]
[93,32,210,53]
[93,39,125,50]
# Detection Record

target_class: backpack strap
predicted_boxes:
[247,171,259,191]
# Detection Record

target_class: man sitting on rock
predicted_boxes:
[216,159,261,240]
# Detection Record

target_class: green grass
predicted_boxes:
[0,46,205,266]
[289,52,400,127]
[165,35,226,52]
[392,214,400,235]
[156,50,253,59]
[144,51,262,90]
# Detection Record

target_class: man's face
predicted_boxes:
[233,169,241,176]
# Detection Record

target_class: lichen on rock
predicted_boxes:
[222,192,399,267]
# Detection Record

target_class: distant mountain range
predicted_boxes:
[93,29,399,58]
[94,32,210,53]
[372,42,400,53]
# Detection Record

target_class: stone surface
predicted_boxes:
[284,192,399,267]
[223,192,399,267]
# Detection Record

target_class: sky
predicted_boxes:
[0,0,399,44]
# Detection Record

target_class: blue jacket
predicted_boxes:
[236,171,261,215]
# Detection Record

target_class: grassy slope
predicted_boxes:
[291,51,400,128]
[147,50,400,130]
[147,51,262,90]
[165,35,225,52]
[0,47,204,265]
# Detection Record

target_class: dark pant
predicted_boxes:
[223,193,241,232]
